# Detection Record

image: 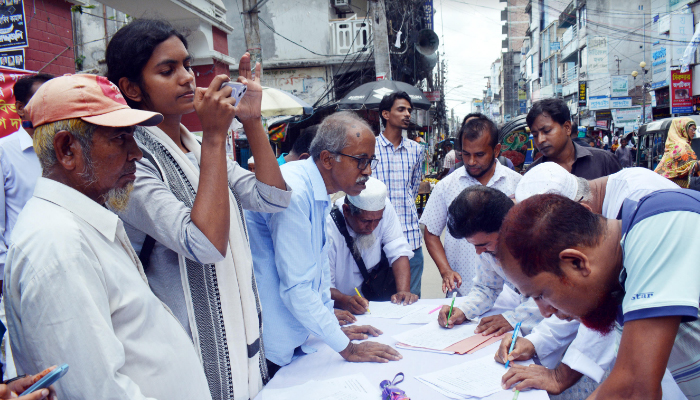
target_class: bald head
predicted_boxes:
[309,111,373,161]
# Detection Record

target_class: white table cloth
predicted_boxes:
[256,296,548,400]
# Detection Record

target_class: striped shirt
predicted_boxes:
[372,133,425,250]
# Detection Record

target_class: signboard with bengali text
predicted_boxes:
[0,66,33,138]
[610,97,632,109]
[578,81,587,106]
[0,0,27,50]
[671,68,692,114]
[611,75,628,97]
[589,95,609,110]
[423,91,440,102]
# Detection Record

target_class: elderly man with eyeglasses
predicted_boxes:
[246,111,402,379]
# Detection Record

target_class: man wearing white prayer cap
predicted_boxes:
[497,161,681,397]
[326,177,417,314]
[516,162,678,217]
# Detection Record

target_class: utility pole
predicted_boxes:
[241,0,263,72]
[370,0,392,80]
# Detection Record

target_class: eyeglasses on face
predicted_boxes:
[332,152,379,170]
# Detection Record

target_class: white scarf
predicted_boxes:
[137,124,265,400]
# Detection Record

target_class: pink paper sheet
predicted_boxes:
[444,332,507,355]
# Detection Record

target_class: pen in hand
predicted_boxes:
[445,292,457,328]
[504,321,522,369]
[354,287,370,314]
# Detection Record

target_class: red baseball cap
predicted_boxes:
[25,74,163,128]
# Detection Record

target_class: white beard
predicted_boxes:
[354,232,376,252]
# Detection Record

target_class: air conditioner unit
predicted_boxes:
[334,0,353,14]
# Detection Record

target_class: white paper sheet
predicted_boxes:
[365,301,427,319]
[417,355,523,399]
[393,321,478,350]
[262,374,379,400]
[397,308,436,324]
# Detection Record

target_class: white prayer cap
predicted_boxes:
[347,177,387,212]
[248,156,254,164]
[515,162,578,203]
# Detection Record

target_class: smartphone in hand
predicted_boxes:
[220,82,247,107]
[24,364,69,394]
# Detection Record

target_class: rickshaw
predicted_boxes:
[498,115,536,171]
[635,116,700,170]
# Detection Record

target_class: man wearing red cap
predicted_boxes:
[3,74,216,399]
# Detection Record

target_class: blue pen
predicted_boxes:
[504,321,522,369]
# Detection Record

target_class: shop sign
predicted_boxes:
[578,81,587,106]
[671,68,692,114]
[0,1,27,50]
[610,97,632,108]
[589,95,609,110]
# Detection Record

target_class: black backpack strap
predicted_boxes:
[137,145,164,270]
[330,207,370,281]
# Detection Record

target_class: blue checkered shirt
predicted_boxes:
[372,133,425,250]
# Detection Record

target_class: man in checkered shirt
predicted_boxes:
[373,92,425,296]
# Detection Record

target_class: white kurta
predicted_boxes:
[327,197,413,297]
[4,178,212,400]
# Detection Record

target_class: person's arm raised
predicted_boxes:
[235,53,285,191]
[191,74,236,256]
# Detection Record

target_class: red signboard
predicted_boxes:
[671,68,693,114]
[423,91,440,102]
[596,120,607,128]
[0,66,33,139]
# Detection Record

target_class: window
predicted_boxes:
[579,6,586,29]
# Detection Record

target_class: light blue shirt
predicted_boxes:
[0,127,40,274]
[246,158,349,366]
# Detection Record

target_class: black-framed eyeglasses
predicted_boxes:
[333,152,379,170]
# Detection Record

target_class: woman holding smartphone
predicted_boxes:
[105,20,290,400]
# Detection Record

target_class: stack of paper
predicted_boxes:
[416,355,510,399]
[393,321,506,355]
[262,374,379,400]
[365,301,427,319]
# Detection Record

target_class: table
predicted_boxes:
[255,298,549,400]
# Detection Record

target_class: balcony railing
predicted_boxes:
[330,20,372,55]
[561,65,578,85]
[561,38,578,62]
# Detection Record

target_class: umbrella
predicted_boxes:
[261,87,313,117]
[337,80,432,110]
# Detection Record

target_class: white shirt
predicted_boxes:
[419,162,521,294]
[443,149,456,170]
[4,178,212,400]
[528,167,681,378]
[327,197,413,297]
[456,253,542,335]
[0,127,40,275]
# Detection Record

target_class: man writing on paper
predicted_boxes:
[327,176,417,314]
[497,191,700,399]
[247,112,402,379]
[436,186,542,336]
[420,115,521,306]
[494,162,680,397]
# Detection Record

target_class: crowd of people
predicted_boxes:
[0,17,697,400]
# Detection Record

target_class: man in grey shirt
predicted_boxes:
[615,138,634,168]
